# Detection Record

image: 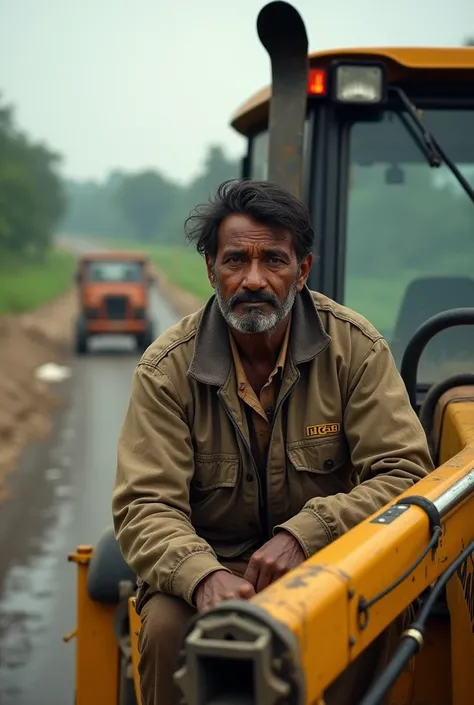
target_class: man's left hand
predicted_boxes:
[243,530,306,593]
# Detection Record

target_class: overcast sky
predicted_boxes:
[1,0,472,184]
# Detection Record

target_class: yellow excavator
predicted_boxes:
[65,2,474,703]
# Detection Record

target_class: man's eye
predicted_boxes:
[269,257,282,264]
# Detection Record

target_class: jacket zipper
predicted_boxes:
[265,371,300,535]
[218,390,270,541]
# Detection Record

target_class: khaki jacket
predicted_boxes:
[112,287,434,607]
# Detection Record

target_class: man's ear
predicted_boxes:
[296,253,313,292]
[205,254,215,289]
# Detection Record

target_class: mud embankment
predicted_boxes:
[0,289,78,501]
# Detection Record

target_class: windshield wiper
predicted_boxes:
[390,86,474,204]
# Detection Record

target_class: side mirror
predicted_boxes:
[385,164,405,184]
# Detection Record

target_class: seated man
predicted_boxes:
[112,178,434,705]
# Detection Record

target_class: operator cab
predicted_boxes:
[231,46,474,408]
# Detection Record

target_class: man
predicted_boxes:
[112,178,434,705]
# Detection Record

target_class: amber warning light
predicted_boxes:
[308,68,327,95]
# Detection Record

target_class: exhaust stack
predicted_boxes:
[256,1,309,199]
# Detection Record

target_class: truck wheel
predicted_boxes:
[118,652,138,705]
[136,321,155,353]
[74,316,88,355]
[115,596,138,705]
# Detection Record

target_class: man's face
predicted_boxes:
[206,213,312,334]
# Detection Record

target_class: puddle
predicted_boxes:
[35,363,72,383]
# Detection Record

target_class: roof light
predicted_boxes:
[308,68,327,95]
[333,64,385,104]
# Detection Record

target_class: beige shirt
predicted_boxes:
[228,319,291,461]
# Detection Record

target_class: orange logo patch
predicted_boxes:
[304,423,340,438]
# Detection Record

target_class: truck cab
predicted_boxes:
[74,251,155,355]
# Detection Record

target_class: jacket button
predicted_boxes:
[246,473,254,482]
[323,458,335,471]
[196,480,203,488]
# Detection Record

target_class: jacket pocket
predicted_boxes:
[192,452,239,492]
[190,453,241,532]
[286,437,347,475]
[285,437,352,507]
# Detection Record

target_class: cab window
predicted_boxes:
[86,260,143,283]
[344,108,474,385]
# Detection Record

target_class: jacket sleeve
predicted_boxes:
[112,362,230,606]
[274,337,435,558]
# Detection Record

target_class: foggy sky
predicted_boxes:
[1,0,472,184]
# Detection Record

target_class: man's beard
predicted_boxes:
[214,278,298,334]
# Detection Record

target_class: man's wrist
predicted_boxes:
[190,567,230,607]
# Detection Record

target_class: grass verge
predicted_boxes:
[144,245,212,302]
[0,249,77,314]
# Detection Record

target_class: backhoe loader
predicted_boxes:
[65,2,474,704]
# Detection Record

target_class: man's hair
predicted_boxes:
[184,178,314,262]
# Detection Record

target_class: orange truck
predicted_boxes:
[74,250,155,354]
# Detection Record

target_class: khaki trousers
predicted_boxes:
[137,559,402,705]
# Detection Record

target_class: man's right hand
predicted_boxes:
[194,569,255,613]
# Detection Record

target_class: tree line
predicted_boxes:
[60,145,240,246]
[0,34,471,259]
[0,89,240,259]
[0,94,65,259]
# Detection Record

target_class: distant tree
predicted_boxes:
[463,37,474,46]
[161,145,240,245]
[188,145,240,202]
[0,93,65,258]
[114,169,180,242]
[61,144,240,245]
[60,178,130,238]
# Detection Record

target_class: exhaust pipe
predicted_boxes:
[256,1,309,199]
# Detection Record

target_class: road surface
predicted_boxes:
[0,238,180,704]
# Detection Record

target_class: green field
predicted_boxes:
[0,249,77,314]
[145,245,213,302]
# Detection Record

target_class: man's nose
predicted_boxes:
[243,260,266,290]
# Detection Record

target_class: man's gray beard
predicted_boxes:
[214,280,298,334]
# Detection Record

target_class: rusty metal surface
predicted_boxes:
[257,1,309,198]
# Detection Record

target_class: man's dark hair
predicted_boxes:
[184,178,314,262]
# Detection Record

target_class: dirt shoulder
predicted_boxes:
[0,288,78,501]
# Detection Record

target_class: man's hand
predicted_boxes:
[244,531,306,593]
[194,569,255,613]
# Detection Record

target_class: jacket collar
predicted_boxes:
[187,286,331,387]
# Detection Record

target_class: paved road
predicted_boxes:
[0,238,179,704]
